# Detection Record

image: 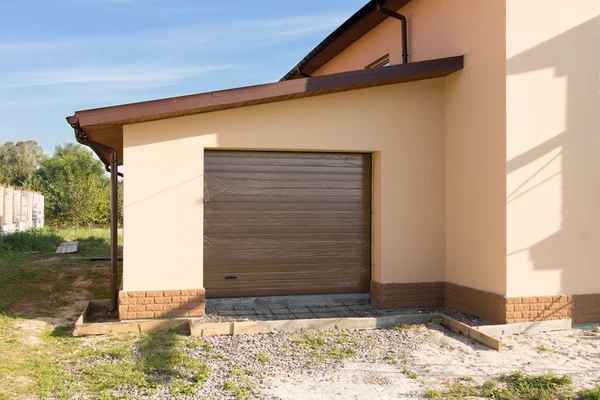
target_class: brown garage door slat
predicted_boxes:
[204,150,372,297]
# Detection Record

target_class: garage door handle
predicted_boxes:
[225,276,237,280]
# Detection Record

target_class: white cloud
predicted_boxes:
[0,64,238,90]
[0,13,345,55]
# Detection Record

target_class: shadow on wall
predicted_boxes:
[506,16,600,294]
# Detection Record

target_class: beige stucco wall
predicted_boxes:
[414,1,507,295]
[505,1,600,297]
[313,15,403,76]
[123,0,600,299]
[317,0,507,294]
[122,80,446,291]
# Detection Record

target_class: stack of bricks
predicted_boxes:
[506,294,600,324]
[118,289,205,320]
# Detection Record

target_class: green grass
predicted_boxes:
[291,330,357,365]
[186,337,213,352]
[401,368,419,380]
[223,380,256,400]
[255,352,270,363]
[292,332,326,350]
[0,236,217,400]
[223,367,259,399]
[328,346,355,361]
[87,284,110,300]
[0,229,63,265]
[534,345,553,354]
[429,372,577,400]
[0,227,121,315]
[384,354,399,365]
[580,386,600,400]
[0,259,111,315]
[0,228,123,267]
[1,323,213,399]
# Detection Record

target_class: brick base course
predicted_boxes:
[370,281,445,309]
[445,283,507,324]
[118,289,205,320]
[507,294,600,324]
[371,281,600,324]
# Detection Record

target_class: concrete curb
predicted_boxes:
[73,300,189,336]
[73,300,572,352]
[475,319,571,337]
[189,313,437,337]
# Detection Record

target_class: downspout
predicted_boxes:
[70,121,120,314]
[296,66,312,78]
[106,165,124,178]
[375,0,409,64]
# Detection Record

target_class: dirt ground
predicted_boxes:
[254,326,600,399]
[1,250,599,399]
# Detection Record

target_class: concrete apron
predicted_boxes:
[74,296,572,351]
[206,293,372,308]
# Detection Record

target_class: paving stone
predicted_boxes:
[268,305,287,310]
[293,312,318,319]
[234,306,255,311]
[335,311,356,317]
[270,308,290,315]
[235,309,258,316]
[315,312,338,318]
[357,311,375,317]
[328,305,353,312]
[348,305,371,311]
[288,307,311,313]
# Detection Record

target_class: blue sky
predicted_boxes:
[0,0,366,153]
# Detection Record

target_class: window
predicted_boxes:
[366,54,390,69]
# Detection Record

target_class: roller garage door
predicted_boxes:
[203,151,371,297]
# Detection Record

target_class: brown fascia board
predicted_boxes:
[68,56,463,129]
[281,0,412,81]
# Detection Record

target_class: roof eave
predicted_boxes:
[280,0,412,81]
[71,55,463,129]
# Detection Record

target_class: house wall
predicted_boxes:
[315,0,507,296]
[122,79,446,293]
[505,1,600,297]
[313,15,404,76]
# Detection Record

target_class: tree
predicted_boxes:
[0,141,45,187]
[33,143,111,227]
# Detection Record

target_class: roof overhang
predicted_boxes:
[67,55,463,167]
[281,0,412,81]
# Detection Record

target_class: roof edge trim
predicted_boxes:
[69,55,464,129]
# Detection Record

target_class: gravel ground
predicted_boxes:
[186,326,431,399]
[111,324,600,399]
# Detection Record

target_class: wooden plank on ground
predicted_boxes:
[56,241,79,254]
[439,315,502,351]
